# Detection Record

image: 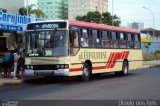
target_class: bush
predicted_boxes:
[143,53,160,61]
[155,53,160,60]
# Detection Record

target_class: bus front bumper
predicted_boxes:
[24,69,69,77]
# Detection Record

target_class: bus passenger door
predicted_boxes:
[69,30,80,56]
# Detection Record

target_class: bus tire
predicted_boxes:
[121,61,129,76]
[80,63,91,82]
[115,61,128,76]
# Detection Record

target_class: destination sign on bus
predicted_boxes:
[27,22,67,30]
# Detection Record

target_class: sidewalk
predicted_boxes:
[142,60,160,66]
[0,71,23,86]
[0,60,160,86]
[141,60,160,69]
[0,76,22,86]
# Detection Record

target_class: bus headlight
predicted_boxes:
[57,64,69,69]
[57,65,60,68]
[61,65,64,68]
[26,65,33,69]
[27,65,30,69]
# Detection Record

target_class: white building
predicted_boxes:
[0,0,24,14]
[38,0,68,20]
[68,0,108,20]
[127,22,144,30]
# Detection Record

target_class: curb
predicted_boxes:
[0,78,22,86]
[0,64,160,86]
[139,64,160,70]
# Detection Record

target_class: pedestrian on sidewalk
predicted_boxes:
[1,48,13,78]
[13,49,20,80]
[17,50,25,78]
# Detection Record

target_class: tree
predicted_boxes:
[101,12,112,25]
[8,33,24,49]
[76,11,121,26]
[86,11,101,23]
[19,4,46,18]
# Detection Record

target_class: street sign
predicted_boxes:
[0,11,45,32]
[0,24,23,31]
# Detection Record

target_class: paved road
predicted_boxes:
[0,67,160,101]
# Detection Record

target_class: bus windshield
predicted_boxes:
[25,30,68,57]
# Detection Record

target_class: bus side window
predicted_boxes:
[81,29,89,47]
[101,30,110,48]
[134,34,141,49]
[89,29,99,48]
[119,32,127,48]
[70,30,80,55]
[73,32,79,47]
[69,30,74,46]
[96,30,101,48]
[127,33,134,48]
[110,31,119,48]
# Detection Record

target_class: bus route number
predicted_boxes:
[42,24,59,29]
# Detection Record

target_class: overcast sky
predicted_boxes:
[26,0,160,29]
[108,0,160,29]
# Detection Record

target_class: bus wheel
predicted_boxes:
[80,63,91,82]
[121,61,128,76]
[115,61,128,76]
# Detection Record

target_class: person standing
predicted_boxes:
[13,49,20,79]
[2,49,12,77]
[17,50,25,78]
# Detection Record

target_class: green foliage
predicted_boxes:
[86,11,101,23]
[8,33,24,49]
[154,50,160,54]
[143,54,156,61]
[143,52,160,61]
[76,11,121,26]
[19,4,46,18]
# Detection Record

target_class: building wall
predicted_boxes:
[68,0,108,20]
[38,0,68,20]
[0,0,24,50]
[127,22,144,30]
[0,0,24,14]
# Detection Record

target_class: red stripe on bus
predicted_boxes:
[69,68,83,72]
[121,51,126,59]
[93,66,106,70]
[106,53,113,68]
[107,53,115,68]
[69,51,130,72]
[120,51,124,59]
[110,53,118,68]
[124,51,129,59]
[107,52,122,68]
[108,53,116,68]
[110,51,130,68]
[119,53,123,59]
[110,52,123,68]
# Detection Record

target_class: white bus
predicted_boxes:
[24,20,142,81]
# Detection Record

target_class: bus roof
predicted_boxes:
[27,20,140,34]
[69,20,140,34]
[29,20,68,24]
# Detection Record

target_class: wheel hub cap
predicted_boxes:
[83,68,89,76]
